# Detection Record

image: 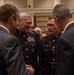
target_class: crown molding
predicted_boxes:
[19,8,53,13]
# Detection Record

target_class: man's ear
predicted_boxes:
[10,15,15,24]
[54,16,58,24]
[54,16,61,23]
[57,18,61,23]
[54,16,58,21]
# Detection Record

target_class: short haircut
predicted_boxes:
[20,13,31,19]
[53,4,72,20]
[48,16,54,20]
[0,4,19,23]
[20,13,30,17]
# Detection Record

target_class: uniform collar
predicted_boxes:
[17,29,25,34]
[50,32,61,39]
[16,29,26,38]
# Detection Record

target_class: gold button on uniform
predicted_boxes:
[26,56,28,58]
[25,42,27,44]
[56,36,58,38]
[45,49,47,51]
[52,49,55,51]
[53,46,55,48]
[32,45,34,46]
[53,40,55,42]
[26,48,28,51]
[32,48,34,52]
[53,58,55,61]
[23,35,25,37]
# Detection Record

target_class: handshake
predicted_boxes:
[26,64,35,75]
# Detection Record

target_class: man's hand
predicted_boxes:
[26,64,35,75]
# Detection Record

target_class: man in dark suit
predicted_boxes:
[0,4,34,75]
[53,4,74,75]
[38,16,61,75]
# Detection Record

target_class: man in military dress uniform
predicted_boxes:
[38,16,61,75]
[14,13,38,75]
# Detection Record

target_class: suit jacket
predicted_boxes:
[0,26,32,75]
[56,22,74,75]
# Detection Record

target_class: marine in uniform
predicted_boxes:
[14,29,37,69]
[38,16,61,75]
[14,13,38,75]
[39,33,61,75]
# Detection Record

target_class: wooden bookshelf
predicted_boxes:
[34,15,50,30]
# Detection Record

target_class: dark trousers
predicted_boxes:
[38,66,56,75]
